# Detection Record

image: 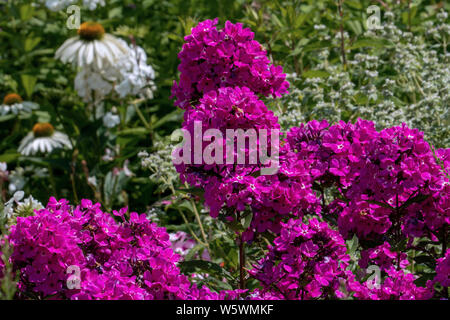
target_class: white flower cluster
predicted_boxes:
[114,42,157,99]
[276,10,449,148]
[1,191,43,222]
[43,0,105,11]
[139,141,178,192]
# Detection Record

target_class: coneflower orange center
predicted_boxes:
[3,93,23,105]
[33,123,54,138]
[78,22,105,41]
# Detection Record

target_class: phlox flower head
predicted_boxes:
[249,218,352,300]
[171,19,289,109]
[8,198,228,300]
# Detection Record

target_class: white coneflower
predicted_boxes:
[18,123,72,156]
[55,22,128,70]
[0,93,38,116]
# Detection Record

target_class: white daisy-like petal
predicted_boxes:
[92,40,104,70]
[85,42,94,66]
[53,132,72,148]
[55,37,78,59]
[78,43,87,68]
[18,133,34,154]
[97,41,115,66]
[61,39,84,64]
[38,139,47,153]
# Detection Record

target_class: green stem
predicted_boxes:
[47,164,57,197]
[177,208,206,246]
[167,181,208,248]
[337,0,347,68]
[238,232,246,290]
[133,101,151,130]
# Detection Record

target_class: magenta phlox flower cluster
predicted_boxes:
[349,266,433,300]
[8,197,239,300]
[174,86,280,189]
[433,249,450,288]
[249,218,352,299]
[171,19,289,109]
[0,237,5,280]
[359,242,409,272]
[285,119,449,241]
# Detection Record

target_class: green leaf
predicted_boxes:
[413,273,435,287]
[177,200,194,213]
[301,40,330,53]
[242,211,253,230]
[24,37,41,52]
[349,38,393,50]
[176,188,205,198]
[302,70,330,78]
[345,0,363,10]
[20,74,37,98]
[205,277,233,291]
[0,114,16,123]
[185,244,206,261]
[152,109,183,129]
[179,260,230,278]
[0,153,21,163]
[117,127,149,136]
[400,194,430,210]
[346,20,363,35]
[414,255,436,268]
[20,4,34,20]
[108,7,123,19]
[347,234,359,256]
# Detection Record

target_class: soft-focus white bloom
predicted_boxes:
[8,167,25,194]
[103,111,120,128]
[44,0,75,11]
[73,41,156,102]
[102,147,120,162]
[55,22,128,71]
[83,0,105,10]
[0,93,38,116]
[114,41,157,98]
[0,162,7,180]
[122,160,134,177]
[18,123,72,156]
[43,0,105,12]
[87,176,98,187]
[74,67,113,102]
[2,191,43,220]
